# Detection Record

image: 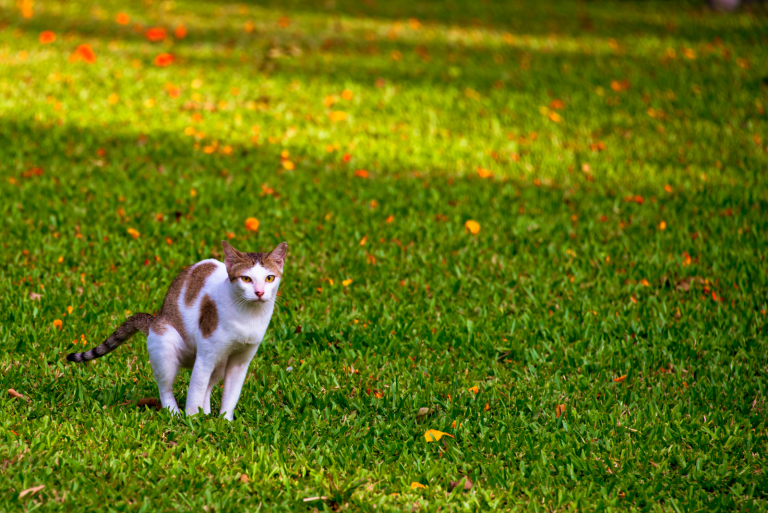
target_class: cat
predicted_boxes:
[67,240,287,420]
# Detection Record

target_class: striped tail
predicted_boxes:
[66,313,154,363]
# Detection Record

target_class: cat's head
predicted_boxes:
[222,240,287,303]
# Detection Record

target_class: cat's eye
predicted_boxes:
[240,276,252,283]
[265,275,275,283]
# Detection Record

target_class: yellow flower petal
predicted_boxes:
[329,111,347,122]
[424,429,454,442]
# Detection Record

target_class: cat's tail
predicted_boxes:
[66,313,154,363]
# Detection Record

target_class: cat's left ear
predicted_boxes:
[266,241,288,271]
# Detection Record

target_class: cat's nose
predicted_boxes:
[255,291,264,298]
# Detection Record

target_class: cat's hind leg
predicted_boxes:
[146,326,183,415]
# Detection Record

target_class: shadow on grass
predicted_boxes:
[225,0,768,44]
[5,0,764,93]
[10,1,753,46]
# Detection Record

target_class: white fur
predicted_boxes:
[146,258,282,420]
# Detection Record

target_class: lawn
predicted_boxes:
[1,0,767,510]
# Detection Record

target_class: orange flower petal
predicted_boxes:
[39,31,56,44]
[72,44,96,64]
[145,27,167,42]
[476,167,492,178]
[154,53,174,67]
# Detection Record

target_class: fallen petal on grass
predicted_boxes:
[424,429,454,442]
[465,220,480,234]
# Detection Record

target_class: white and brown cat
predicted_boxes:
[67,240,287,420]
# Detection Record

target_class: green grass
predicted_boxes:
[1,0,767,510]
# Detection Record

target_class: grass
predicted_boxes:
[1,0,767,510]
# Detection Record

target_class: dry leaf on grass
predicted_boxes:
[555,403,567,418]
[416,407,432,423]
[137,398,161,410]
[676,276,705,292]
[8,389,24,399]
[410,482,427,490]
[448,477,473,492]
[19,485,45,499]
[660,275,705,291]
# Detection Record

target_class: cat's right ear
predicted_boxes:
[222,240,244,273]
[266,241,287,272]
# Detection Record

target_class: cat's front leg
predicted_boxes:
[185,356,217,416]
[220,343,259,421]
[203,362,226,414]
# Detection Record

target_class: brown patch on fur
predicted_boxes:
[262,257,283,277]
[151,266,192,340]
[184,262,217,307]
[227,252,274,279]
[198,294,219,338]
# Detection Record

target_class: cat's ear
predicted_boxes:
[266,241,288,271]
[222,240,244,272]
